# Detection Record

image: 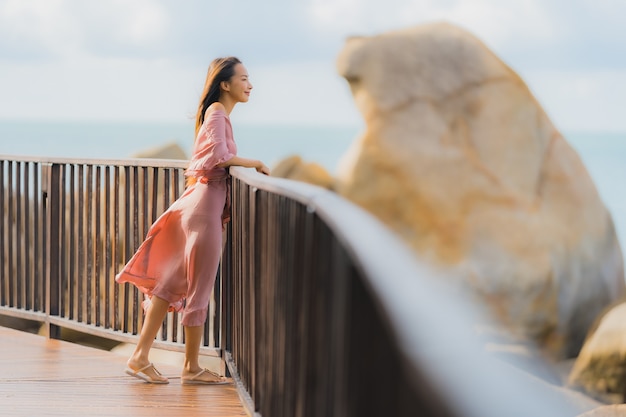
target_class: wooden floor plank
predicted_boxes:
[0,326,247,417]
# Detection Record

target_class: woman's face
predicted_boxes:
[223,63,253,103]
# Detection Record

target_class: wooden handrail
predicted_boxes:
[1,156,590,417]
[0,156,220,355]
[226,166,582,417]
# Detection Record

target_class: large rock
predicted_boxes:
[271,155,335,190]
[132,141,187,160]
[335,22,624,358]
[130,140,187,217]
[568,302,626,403]
[577,405,626,417]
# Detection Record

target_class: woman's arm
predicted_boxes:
[217,156,270,175]
[205,103,270,175]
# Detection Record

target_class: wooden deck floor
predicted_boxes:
[0,326,247,417]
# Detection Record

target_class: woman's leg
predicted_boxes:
[180,184,226,382]
[183,325,203,373]
[127,295,170,382]
[182,324,224,382]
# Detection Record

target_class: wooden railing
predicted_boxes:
[223,167,583,417]
[1,155,586,417]
[0,155,220,355]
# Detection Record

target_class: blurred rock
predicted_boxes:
[577,405,626,417]
[476,324,603,412]
[480,327,563,386]
[568,301,626,403]
[335,22,624,359]
[504,361,603,415]
[272,155,335,190]
[132,141,187,160]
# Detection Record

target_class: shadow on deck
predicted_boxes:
[0,327,246,417]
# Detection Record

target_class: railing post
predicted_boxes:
[221,223,232,364]
[221,175,234,373]
[42,163,61,339]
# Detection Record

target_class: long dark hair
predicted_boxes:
[194,56,241,137]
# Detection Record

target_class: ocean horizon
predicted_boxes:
[0,119,360,173]
[1,119,626,258]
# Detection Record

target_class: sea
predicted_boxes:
[1,120,625,256]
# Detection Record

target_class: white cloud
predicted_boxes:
[75,0,170,53]
[303,0,626,131]
[0,0,171,60]
[0,56,201,122]
[0,0,624,131]
[439,0,560,48]
[306,0,560,50]
[0,0,79,58]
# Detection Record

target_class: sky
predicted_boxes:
[0,0,624,132]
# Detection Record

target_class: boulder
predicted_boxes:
[568,301,626,403]
[500,360,603,415]
[271,155,335,190]
[129,140,187,219]
[577,405,626,417]
[132,141,187,160]
[335,22,624,358]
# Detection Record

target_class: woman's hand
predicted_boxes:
[256,161,270,176]
[217,156,271,175]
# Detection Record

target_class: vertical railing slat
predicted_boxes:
[15,162,23,309]
[0,160,5,306]
[113,166,121,331]
[34,162,42,312]
[122,166,130,334]
[86,165,93,325]
[132,167,140,334]
[77,164,85,323]
[7,161,14,307]
[58,165,67,317]
[173,169,181,344]
[104,165,112,329]
[95,165,102,327]
[160,169,170,341]
[44,163,61,338]
[68,164,76,320]
[24,163,32,310]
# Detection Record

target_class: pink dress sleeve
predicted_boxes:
[187,110,235,174]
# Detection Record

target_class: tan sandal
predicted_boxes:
[181,368,229,385]
[125,363,169,384]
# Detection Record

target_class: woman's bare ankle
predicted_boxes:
[127,355,150,370]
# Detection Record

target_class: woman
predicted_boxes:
[116,57,269,385]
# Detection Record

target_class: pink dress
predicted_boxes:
[115,109,236,327]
